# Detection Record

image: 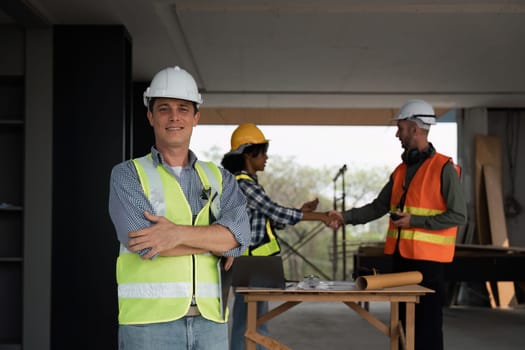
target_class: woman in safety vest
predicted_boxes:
[331,99,467,350]
[221,123,339,350]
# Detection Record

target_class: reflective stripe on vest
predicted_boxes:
[117,155,225,325]
[236,174,281,256]
[385,153,459,262]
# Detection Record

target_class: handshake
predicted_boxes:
[299,198,344,229]
[323,211,344,229]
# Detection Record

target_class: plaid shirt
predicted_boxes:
[109,148,251,257]
[236,171,303,247]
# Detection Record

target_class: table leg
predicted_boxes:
[245,301,257,350]
[389,302,399,350]
[405,302,415,350]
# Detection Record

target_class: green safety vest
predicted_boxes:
[117,154,225,324]
[235,174,281,256]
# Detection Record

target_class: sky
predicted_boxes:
[190,123,458,173]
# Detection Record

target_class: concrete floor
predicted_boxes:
[231,301,525,349]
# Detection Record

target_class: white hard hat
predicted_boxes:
[143,66,203,108]
[394,99,436,129]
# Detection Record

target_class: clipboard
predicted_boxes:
[218,257,233,319]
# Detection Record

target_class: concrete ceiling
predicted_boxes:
[2,0,525,115]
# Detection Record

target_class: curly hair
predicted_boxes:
[221,143,268,174]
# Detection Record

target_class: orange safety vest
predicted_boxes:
[385,153,460,262]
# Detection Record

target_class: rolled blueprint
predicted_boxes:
[356,271,423,290]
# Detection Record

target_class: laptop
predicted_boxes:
[231,256,286,289]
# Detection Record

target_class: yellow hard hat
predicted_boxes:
[230,123,269,152]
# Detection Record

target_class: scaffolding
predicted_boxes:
[332,164,347,280]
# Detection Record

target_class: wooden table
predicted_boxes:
[354,243,525,282]
[354,243,525,307]
[236,284,433,350]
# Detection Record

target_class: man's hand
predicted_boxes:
[211,252,235,271]
[390,212,411,228]
[128,211,182,259]
[223,256,235,271]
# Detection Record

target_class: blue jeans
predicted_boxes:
[230,291,269,350]
[119,316,228,350]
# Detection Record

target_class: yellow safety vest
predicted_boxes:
[235,174,281,256]
[117,154,226,324]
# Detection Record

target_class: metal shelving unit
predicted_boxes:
[0,76,24,349]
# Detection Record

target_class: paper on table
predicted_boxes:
[355,271,423,290]
[296,280,357,290]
